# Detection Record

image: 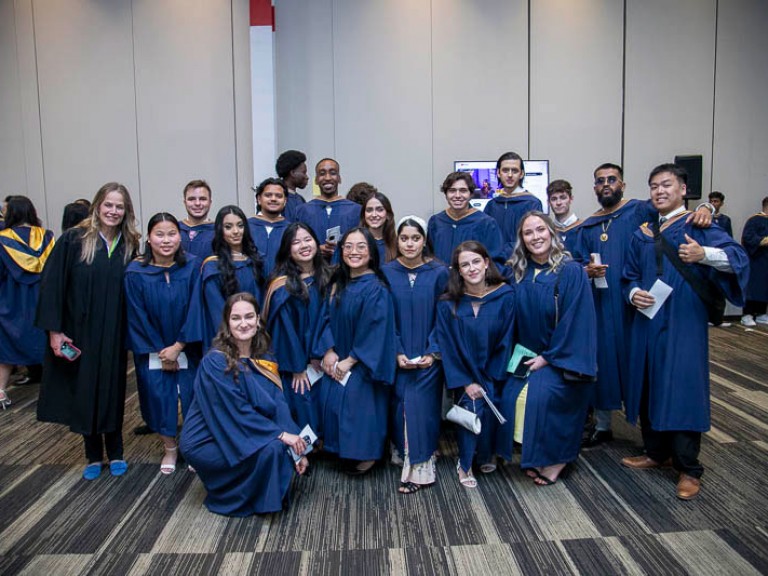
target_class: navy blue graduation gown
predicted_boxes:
[622,216,749,431]
[124,258,201,436]
[507,260,597,468]
[427,210,505,267]
[0,226,55,365]
[742,213,768,302]
[435,284,515,471]
[295,197,360,245]
[179,352,300,516]
[483,193,542,256]
[556,220,582,255]
[571,199,656,412]
[247,216,289,278]
[713,213,733,237]
[383,259,449,464]
[264,276,331,433]
[184,257,264,351]
[179,221,215,260]
[35,229,131,434]
[283,191,307,222]
[313,274,397,460]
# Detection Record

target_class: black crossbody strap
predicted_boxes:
[656,233,722,308]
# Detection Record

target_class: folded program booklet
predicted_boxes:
[288,424,318,463]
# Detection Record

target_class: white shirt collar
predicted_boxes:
[660,205,686,222]
[554,213,578,228]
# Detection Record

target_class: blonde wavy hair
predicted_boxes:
[506,211,569,283]
[77,182,141,265]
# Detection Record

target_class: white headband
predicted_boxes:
[397,215,428,237]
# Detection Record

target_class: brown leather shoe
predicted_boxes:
[677,473,701,500]
[621,455,673,469]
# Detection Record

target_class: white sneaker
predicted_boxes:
[756,314,768,325]
[741,314,757,327]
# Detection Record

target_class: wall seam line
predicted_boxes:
[230,0,240,195]
[129,0,143,222]
[620,0,627,168]
[28,0,49,226]
[710,0,719,193]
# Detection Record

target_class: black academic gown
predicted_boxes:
[35,228,131,435]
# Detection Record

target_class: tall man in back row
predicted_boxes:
[483,151,542,257]
[621,163,748,500]
[275,150,310,222]
[295,158,360,261]
[574,164,714,447]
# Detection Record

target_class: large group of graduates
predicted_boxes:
[0,149,757,516]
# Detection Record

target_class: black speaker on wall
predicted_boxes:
[674,155,703,200]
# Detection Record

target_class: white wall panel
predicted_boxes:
[712,0,768,239]
[34,0,139,229]
[11,0,46,217]
[432,0,528,216]
[530,0,624,221]
[274,0,335,180]
[332,0,433,220]
[0,0,28,198]
[132,0,238,224]
[233,0,255,209]
[624,0,717,201]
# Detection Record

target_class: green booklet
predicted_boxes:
[507,343,537,378]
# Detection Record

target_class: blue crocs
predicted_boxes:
[109,460,128,477]
[83,463,102,481]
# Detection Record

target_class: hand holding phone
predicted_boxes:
[50,331,75,359]
[60,342,82,361]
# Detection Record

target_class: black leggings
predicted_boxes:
[83,431,124,463]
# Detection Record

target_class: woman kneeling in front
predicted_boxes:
[180,292,308,516]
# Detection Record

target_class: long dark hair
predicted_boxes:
[140,212,187,267]
[213,205,263,298]
[61,202,89,231]
[442,241,506,304]
[272,222,332,300]
[360,191,396,262]
[396,217,435,261]
[212,292,271,381]
[3,195,41,228]
[329,227,389,302]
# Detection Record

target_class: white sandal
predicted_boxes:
[0,390,11,409]
[160,446,177,475]
[457,461,477,488]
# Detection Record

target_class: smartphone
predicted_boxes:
[512,354,535,378]
[60,342,82,361]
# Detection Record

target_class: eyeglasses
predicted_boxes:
[342,243,369,253]
[447,187,471,194]
[594,176,619,186]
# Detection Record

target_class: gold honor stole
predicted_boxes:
[0,227,55,273]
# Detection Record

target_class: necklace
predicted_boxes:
[600,218,614,242]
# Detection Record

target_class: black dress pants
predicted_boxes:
[743,299,767,316]
[639,381,703,479]
[83,431,124,463]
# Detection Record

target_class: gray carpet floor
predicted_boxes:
[0,323,766,575]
